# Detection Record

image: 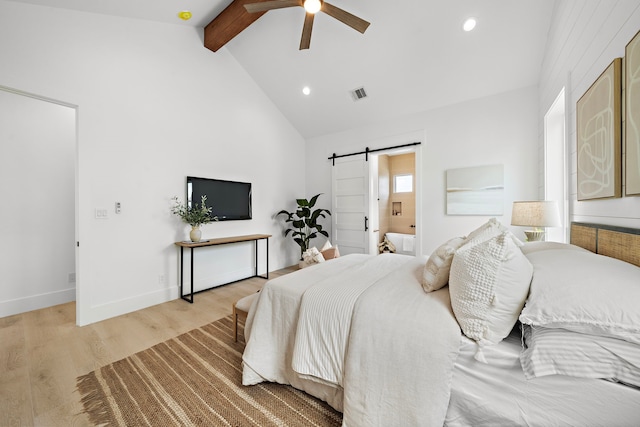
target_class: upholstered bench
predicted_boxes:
[233,292,259,342]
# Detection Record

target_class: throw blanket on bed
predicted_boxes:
[242,254,461,426]
[292,254,413,387]
[342,257,461,426]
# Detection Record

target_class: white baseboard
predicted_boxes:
[2,267,262,324]
[78,268,256,326]
[78,285,181,326]
[0,287,76,318]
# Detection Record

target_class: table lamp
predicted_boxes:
[511,201,561,241]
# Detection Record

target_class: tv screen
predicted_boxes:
[186,176,252,221]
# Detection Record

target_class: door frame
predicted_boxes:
[0,84,79,320]
[369,143,422,256]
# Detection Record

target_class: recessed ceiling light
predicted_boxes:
[302,86,311,95]
[178,10,192,21]
[463,18,476,32]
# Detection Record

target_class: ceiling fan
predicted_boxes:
[243,0,370,50]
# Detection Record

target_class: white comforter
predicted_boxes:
[242,254,461,426]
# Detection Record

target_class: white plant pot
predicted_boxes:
[190,226,202,242]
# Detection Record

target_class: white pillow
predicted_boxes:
[449,231,533,345]
[464,218,524,247]
[422,236,466,292]
[424,220,523,296]
[519,241,589,255]
[520,249,640,344]
[521,325,640,388]
[300,247,325,268]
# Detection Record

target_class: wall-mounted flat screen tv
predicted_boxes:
[187,176,252,221]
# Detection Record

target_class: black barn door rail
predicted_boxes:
[328,142,421,165]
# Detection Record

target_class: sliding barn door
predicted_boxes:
[332,156,370,254]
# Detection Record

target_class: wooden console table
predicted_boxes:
[175,234,271,303]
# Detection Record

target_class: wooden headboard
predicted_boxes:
[570,222,640,267]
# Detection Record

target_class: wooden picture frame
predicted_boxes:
[626,30,640,196]
[576,58,622,201]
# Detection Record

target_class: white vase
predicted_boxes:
[189,226,202,242]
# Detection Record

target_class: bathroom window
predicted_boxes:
[394,174,413,193]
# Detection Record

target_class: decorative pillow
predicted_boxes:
[521,325,640,388]
[321,246,340,260]
[449,231,533,347]
[424,219,522,297]
[299,247,325,268]
[422,236,466,292]
[320,240,333,252]
[519,249,640,344]
[378,235,396,253]
[464,218,524,247]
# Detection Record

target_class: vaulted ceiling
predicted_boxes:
[5,0,556,139]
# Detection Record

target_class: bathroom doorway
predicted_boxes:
[376,152,417,255]
[330,142,421,257]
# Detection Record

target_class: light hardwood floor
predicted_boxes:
[0,266,297,426]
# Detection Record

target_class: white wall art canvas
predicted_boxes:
[446,164,504,215]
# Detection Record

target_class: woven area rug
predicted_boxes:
[77,316,342,426]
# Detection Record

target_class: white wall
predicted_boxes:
[0,1,306,324]
[306,86,539,254]
[0,89,76,316]
[539,0,640,229]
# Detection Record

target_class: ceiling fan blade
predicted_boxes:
[244,0,302,13]
[300,12,315,50]
[321,2,370,34]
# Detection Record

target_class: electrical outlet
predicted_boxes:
[68,272,76,283]
[158,274,165,285]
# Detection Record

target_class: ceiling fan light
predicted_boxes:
[304,0,322,14]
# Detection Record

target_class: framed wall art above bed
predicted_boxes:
[576,57,622,201]
[626,30,640,196]
[445,164,504,215]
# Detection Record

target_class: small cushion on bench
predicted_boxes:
[235,292,258,313]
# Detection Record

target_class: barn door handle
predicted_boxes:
[364,216,369,231]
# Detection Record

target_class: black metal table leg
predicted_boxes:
[188,247,194,303]
[180,245,194,303]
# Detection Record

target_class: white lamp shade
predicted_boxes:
[511,201,561,227]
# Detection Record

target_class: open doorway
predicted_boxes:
[376,152,417,255]
[331,142,421,257]
[0,86,77,318]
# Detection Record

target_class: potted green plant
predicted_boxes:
[277,193,331,259]
[171,195,217,242]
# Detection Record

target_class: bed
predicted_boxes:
[242,220,640,426]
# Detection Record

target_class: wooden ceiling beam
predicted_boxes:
[204,0,272,52]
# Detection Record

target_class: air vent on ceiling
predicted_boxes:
[351,87,368,101]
